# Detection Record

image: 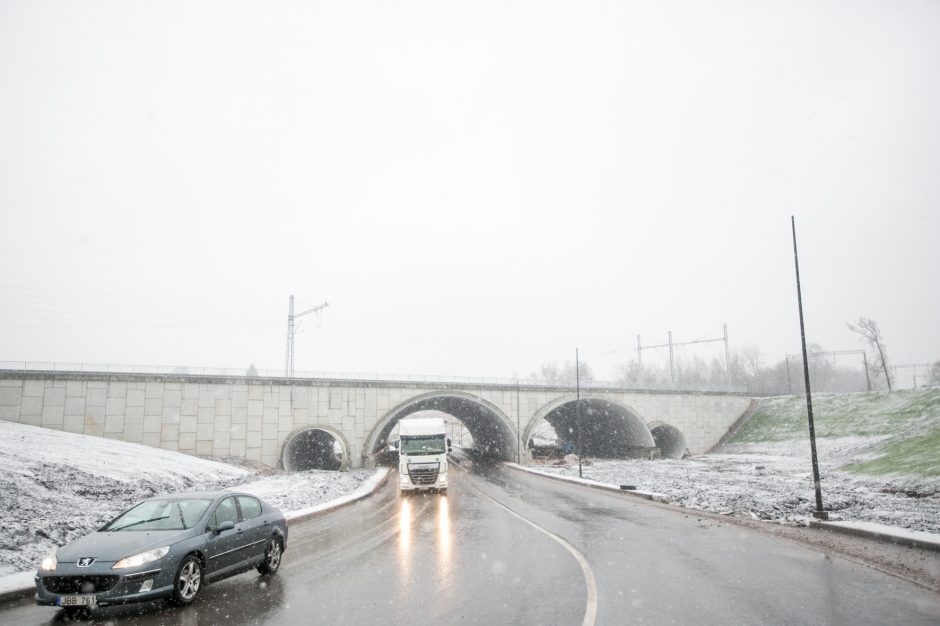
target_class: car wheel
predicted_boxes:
[257,536,283,576]
[170,555,203,606]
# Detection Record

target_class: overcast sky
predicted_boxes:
[1,0,938,382]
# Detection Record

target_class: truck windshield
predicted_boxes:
[399,435,446,455]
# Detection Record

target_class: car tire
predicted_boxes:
[257,536,283,576]
[169,554,203,606]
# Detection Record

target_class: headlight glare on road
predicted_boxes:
[39,554,57,572]
[112,546,169,569]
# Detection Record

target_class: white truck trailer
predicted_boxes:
[397,417,451,494]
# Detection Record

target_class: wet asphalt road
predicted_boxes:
[3,461,939,625]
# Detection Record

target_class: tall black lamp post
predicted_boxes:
[576,348,583,479]
[791,216,828,520]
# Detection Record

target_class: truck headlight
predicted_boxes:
[112,546,169,569]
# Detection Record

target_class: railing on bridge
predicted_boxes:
[0,361,745,393]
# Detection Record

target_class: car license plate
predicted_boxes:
[57,595,97,607]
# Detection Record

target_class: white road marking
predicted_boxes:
[451,462,598,626]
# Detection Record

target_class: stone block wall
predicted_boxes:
[0,374,751,468]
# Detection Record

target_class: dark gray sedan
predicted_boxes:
[34,491,288,618]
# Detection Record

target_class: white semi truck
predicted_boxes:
[397,417,451,495]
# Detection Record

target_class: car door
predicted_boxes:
[235,495,268,563]
[204,496,244,575]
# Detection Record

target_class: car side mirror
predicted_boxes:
[215,520,235,534]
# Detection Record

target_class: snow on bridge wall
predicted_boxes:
[0,372,752,469]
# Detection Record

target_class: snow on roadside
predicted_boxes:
[530,452,940,533]
[0,421,375,574]
[235,469,375,519]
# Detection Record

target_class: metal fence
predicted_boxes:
[0,361,745,393]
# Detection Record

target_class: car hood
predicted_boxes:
[56,529,193,563]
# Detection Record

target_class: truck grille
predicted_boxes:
[408,462,440,485]
[42,575,120,594]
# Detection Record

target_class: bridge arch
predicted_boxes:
[281,425,351,472]
[363,391,518,464]
[524,395,655,459]
[648,421,687,459]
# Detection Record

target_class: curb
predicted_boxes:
[809,520,940,553]
[506,463,666,502]
[0,468,391,606]
[284,467,390,525]
[0,572,34,604]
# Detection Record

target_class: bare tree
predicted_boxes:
[847,316,892,391]
[614,359,643,386]
[740,344,763,380]
[535,361,561,385]
[930,361,940,387]
[532,360,593,386]
[561,360,593,385]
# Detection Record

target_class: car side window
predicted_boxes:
[210,497,239,530]
[237,496,262,520]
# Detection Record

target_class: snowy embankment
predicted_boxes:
[533,450,940,533]
[531,389,940,533]
[0,421,375,575]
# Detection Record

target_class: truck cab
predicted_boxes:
[397,417,451,495]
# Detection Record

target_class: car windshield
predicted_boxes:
[399,435,446,456]
[102,498,212,532]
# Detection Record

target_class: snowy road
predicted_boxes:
[3,462,940,625]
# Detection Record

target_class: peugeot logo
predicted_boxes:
[77,557,96,567]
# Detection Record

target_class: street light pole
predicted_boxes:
[791,217,827,520]
[576,347,583,479]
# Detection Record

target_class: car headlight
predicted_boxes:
[39,553,57,572]
[112,546,169,569]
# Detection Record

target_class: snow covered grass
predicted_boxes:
[530,389,940,533]
[842,428,940,479]
[0,421,375,575]
[730,389,940,481]
[532,454,940,533]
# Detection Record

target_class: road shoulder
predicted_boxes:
[507,462,940,593]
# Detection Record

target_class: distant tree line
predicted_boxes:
[529,360,594,386]
[528,317,936,395]
[609,344,900,395]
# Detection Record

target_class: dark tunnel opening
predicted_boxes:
[650,423,687,459]
[282,428,345,471]
[368,393,516,466]
[536,398,656,459]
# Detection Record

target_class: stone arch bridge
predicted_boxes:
[0,371,752,470]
